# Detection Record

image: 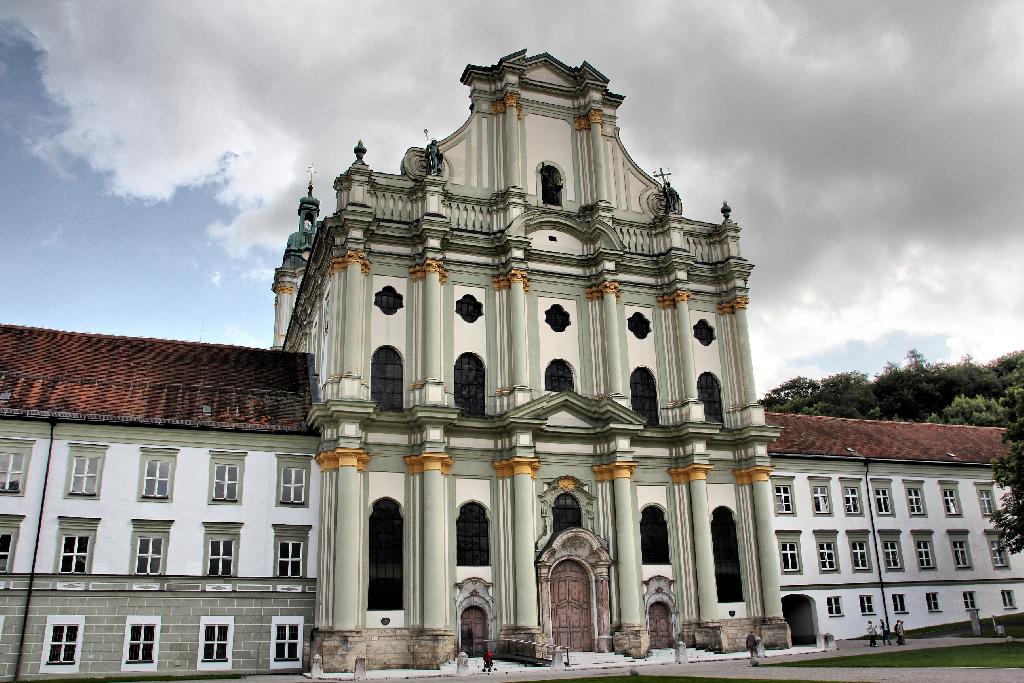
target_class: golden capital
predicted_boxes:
[593,461,638,481]
[274,284,295,295]
[574,115,590,130]
[409,258,448,285]
[492,92,522,118]
[405,452,453,475]
[587,109,603,125]
[585,280,621,301]
[330,250,371,276]
[493,456,540,479]
[492,268,530,292]
[717,295,749,315]
[656,290,691,309]
[732,295,749,310]
[317,447,369,472]
[734,465,773,484]
[716,301,735,315]
[668,463,713,484]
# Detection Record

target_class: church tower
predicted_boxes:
[272,181,320,348]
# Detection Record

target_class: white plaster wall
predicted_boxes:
[368,471,406,508]
[642,565,673,581]
[706,482,738,514]
[456,566,494,583]
[455,477,491,509]
[529,229,584,255]
[624,305,659,390]
[536,296,582,393]
[636,485,668,511]
[369,275,408,360]
[690,309,723,385]
[452,285,488,364]
[525,114,575,201]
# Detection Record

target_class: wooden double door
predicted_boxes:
[648,602,673,649]
[459,606,488,656]
[551,560,594,652]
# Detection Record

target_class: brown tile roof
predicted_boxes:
[0,324,314,434]
[766,411,1008,465]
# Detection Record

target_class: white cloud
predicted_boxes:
[209,270,222,287]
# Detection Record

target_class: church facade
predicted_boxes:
[0,51,1019,679]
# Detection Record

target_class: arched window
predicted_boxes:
[371,346,403,411]
[368,499,403,610]
[552,493,581,534]
[640,506,670,564]
[630,367,659,425]
[544,359,574,392]
[456,503,489,566]
[698,372,723,423]
[454,353,486,416]
[711,507,743,603]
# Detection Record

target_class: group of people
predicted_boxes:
[866,619,906,646]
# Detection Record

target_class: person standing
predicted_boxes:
[895,620,906,645]
[867,621,877,647]
[746,630,759,665]
[483,649,494,673]
[880,619,892,646]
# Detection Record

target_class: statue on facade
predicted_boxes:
[541,165,563,205]
[662,181,681,215]
[426,139,444,175]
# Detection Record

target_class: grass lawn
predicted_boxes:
[773,641,1024,668]
[557,678,855,683]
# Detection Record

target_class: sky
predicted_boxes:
[2,1,1023,394]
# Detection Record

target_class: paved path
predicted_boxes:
[179,637,1021,683]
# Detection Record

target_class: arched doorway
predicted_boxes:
[782,594,817,645]
[550,560,594,652]
[459,606,488,656]
[648,602,673,649]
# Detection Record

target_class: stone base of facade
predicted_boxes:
[313,627,456,672]
[758,617,792,650]
[612,624,649,658]
[677,620,700,648]
[498,626,547,658]
[692,617,792,653]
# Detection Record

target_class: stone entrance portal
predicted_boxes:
[647,602,673,649]
[551,560,594,651]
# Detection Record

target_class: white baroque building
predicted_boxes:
[0,50,1019,678]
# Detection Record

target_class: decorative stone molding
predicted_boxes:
[404,452,454,475]
[574,109,604,131]
[592,461,637,481]
[409,258,448,285]
[273,284,295,295]
[492,268,530,292]
[454,577,495,650]
[655,290,691,309]
[492,456,540,478]
[585,280,621,301]
[537,475,597,548]
[491,91,523,118]
[643,575,677,635]
[668,463,713,484]
[316,448,369,472]
[733,465,773,485]
[716,295,749,315]
[329,250,371,276]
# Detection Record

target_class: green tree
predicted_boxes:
[992,385,1024,552]
[808,372,878,418]
[762,376,820,412]
[939,394,1008,427]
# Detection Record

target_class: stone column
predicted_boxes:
[587,281,623,396]
[495,457,541,630]
[743,467,783,618]
[493,269,532,408]
[495,92,522,189]
[317,448,369,629]
[676,465,717,622]
[342,252,370,375]
[659,291,698,402]
[586,109,607,202]
[322,251,370,400]
[272,278,297,349]
[410,259,448,405]
[409,453,453,629]
[731,297,757,405]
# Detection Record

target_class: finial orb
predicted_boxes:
[721,201,732,220]
[354,139,367,162]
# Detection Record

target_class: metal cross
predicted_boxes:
[307,163,317,185]
[654,167,672,184]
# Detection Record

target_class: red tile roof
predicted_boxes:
[0,325,314,433]
[766,411,1008,465]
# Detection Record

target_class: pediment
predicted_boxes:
[525,64,575,87]
[506,391,646,429]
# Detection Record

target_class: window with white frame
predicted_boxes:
[952,539,971,568]
[850,540,870,571]
[142,460,171,499]
[906,487,924,515]
[990,538,1008,568]
[859,594,874,615]
[0,453,24,493]
[208,539,234,577]
[812,485,831,514]
[874,487,892,514]
[201,622,231,662]
[69,456,100,495]
[59,535,89,574]
[1002,590,1016,609]
[963,590,977,610]
[212,464,239,502]
[780,541,800,572]
[892,593,907,614]
[978,489,995,516]
[826,596,843,616]
[280,467,306,505]
[774,484,793,514]
[135,537,163,575]
[277,541,303,578]
[843,486,861,514]
[46,622,81,666]
[274,623,301,662]
[926,592,940,611]
[916,539,935,569]
[818,541,837,571]
[942,488,960,515]
[0,533,12,573]
[125,624,157,663]
[883,539,902,570]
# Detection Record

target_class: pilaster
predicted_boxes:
[656,289,704,423]
[324,250,371,401]
[272,272,300,350]
[669,464,718,624]
[493,268,533,411]
[494,456,540,629]
[410,258,449,406]
[716,295,764,426]
[586,280,626,403]
[735,466,784,619]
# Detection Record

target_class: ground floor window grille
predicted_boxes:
[135,537,163,575]
[274,624,300,662]
[47,624,79,665]
[963,591,977,610]
[278,541,303,577]
[126,624,156,663]
[202,624,230,662]
[859,595,874,615]
[60,535,89,574]
[926,592,940,611]
[826,596,843,616]
[208,539,233,577]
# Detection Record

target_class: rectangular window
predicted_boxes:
[859,594,874,615]
[59,535,89,574]
[818,541,837,571]
[274,623,301,662]
[892,593,907,614]
[843,486,861,514]
[142,460,170,499]
[280,467,306,505]
[774,484,793,514]
[202,623,230,662]
[963,590,977,610]
[926,592,940,612]
[213,464,239,502]
[0,533,11,573]
[952,540,971,568]
[851,540,870,570]
[208,539,234,577]
[69,456,99,495]
[978,489,995,516]
[780,541,800,572]
[47,623,80,665]
[942,489,960,515]
[812,485,831,514]
[1002,590,1016,609]
[135,537,163,575]
[883,540,901,570]
[126,624,157,663]
[0,453,24,493]
[916,540,934,569]
[906,488,924,515]
[874,488,892,514]
[277,541,303,578]
[991,539,1008,568]
[826,596,843,616]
